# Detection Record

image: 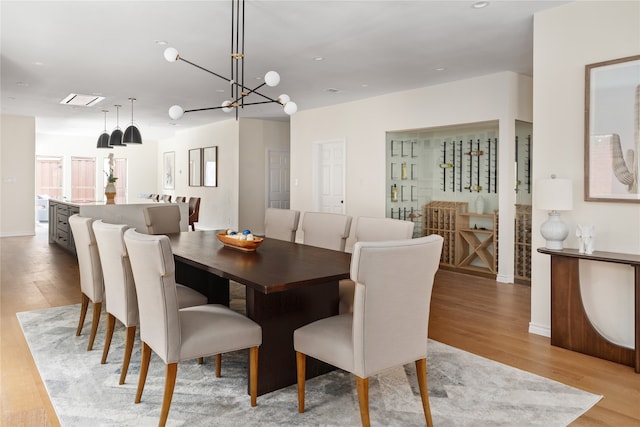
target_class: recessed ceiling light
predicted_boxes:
[16,81,29,87]
[312,56,324,61]
[155,40,168,45]
[435,67,446,72]
[361,84,369,88]
[59,93,105,107]
[472,1,489,9]
[324,88,342,93]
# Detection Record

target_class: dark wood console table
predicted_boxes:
[537,247,640,373]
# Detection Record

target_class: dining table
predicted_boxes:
[167,230,352,396]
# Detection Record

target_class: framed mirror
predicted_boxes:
[189,148,202,186]
[585,55,640,203]
[203,146,218,187]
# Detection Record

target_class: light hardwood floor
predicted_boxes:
[1,226,639,426]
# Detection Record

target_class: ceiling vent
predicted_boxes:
[59,93,105,107]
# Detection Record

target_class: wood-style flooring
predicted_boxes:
[1,226,639,426]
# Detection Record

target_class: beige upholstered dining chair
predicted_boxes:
[294,235,444,427]
[301,211,352,251]
[142,204,181,234]
[339,217,415,314]
[175,196,186,203]
[68,214,104,351]
[123,229,262,426]
[92,220,207,385]
[264,208,300,242]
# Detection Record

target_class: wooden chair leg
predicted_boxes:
[215,354,222,378]
[198,357,204,365]
[249,347,258,407]
[76,294,89,336]
[296,351,306,413]
[356,376,370,427]
[159,363,178,427]
[101,313,116,364]
[135,342,151,404]
[119,326,136,385]
[87,301,102,351]
[415,358,434,427]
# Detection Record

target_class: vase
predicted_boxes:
[105,182,116,205]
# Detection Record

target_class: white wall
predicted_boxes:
[1,115,35,237]
[36,132,157,202]
[531,0,640,346]
[238,118,290,234]
[158,119,240,231]
[290,71,533,280]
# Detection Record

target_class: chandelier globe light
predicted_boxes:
[163,0,297,120]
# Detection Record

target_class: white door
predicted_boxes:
[267,149,290,208]
[313,140,345,213]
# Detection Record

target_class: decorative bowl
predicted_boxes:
[216,233,264,252]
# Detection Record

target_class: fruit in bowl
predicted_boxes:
[218,229,263,251]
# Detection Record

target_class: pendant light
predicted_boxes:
[123,97,142,144]
[96,110,112,149]
[108,104,126,147]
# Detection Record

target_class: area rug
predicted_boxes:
[17,305,601,427]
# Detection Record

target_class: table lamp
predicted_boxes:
[534,175,573,250]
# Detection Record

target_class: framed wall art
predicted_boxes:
[203,146,218,187]
[163,151,175,190]
[189,148,202,186]
[585,54,640,203]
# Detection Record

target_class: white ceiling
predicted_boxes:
[1,0,569,141]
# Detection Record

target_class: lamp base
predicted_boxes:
[540,211,568,250]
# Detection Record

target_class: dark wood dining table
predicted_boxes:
[167,230,352,395]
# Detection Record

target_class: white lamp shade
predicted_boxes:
[264,71,280,87]
[164,47,179,62]
[168,105,184,120]
[284,101,298,115]
[535,177,573,211]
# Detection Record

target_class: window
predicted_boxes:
[35,156,63,198]
[71,157,96,201]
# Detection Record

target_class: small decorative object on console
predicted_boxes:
[576,224,594,254]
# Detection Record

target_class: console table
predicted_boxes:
[537,247,640,373]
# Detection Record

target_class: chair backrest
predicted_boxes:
[92,220,138,326]
[301,212,352,251]
[188,197,201,222]
[143,205,181,234]
[68,214,104,302]
[123,229,181,364]
[150,194,160,202]
[355,217,415,242]
[162,194,172,203]
[350,235,443,378]
[175,196,186,203]
[264,208,300,242]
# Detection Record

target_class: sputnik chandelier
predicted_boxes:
[163,0,297,121]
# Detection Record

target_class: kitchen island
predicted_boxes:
[48,199,189,254]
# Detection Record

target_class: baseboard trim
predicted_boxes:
[496,273,514,283]
[529,322,551,337]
